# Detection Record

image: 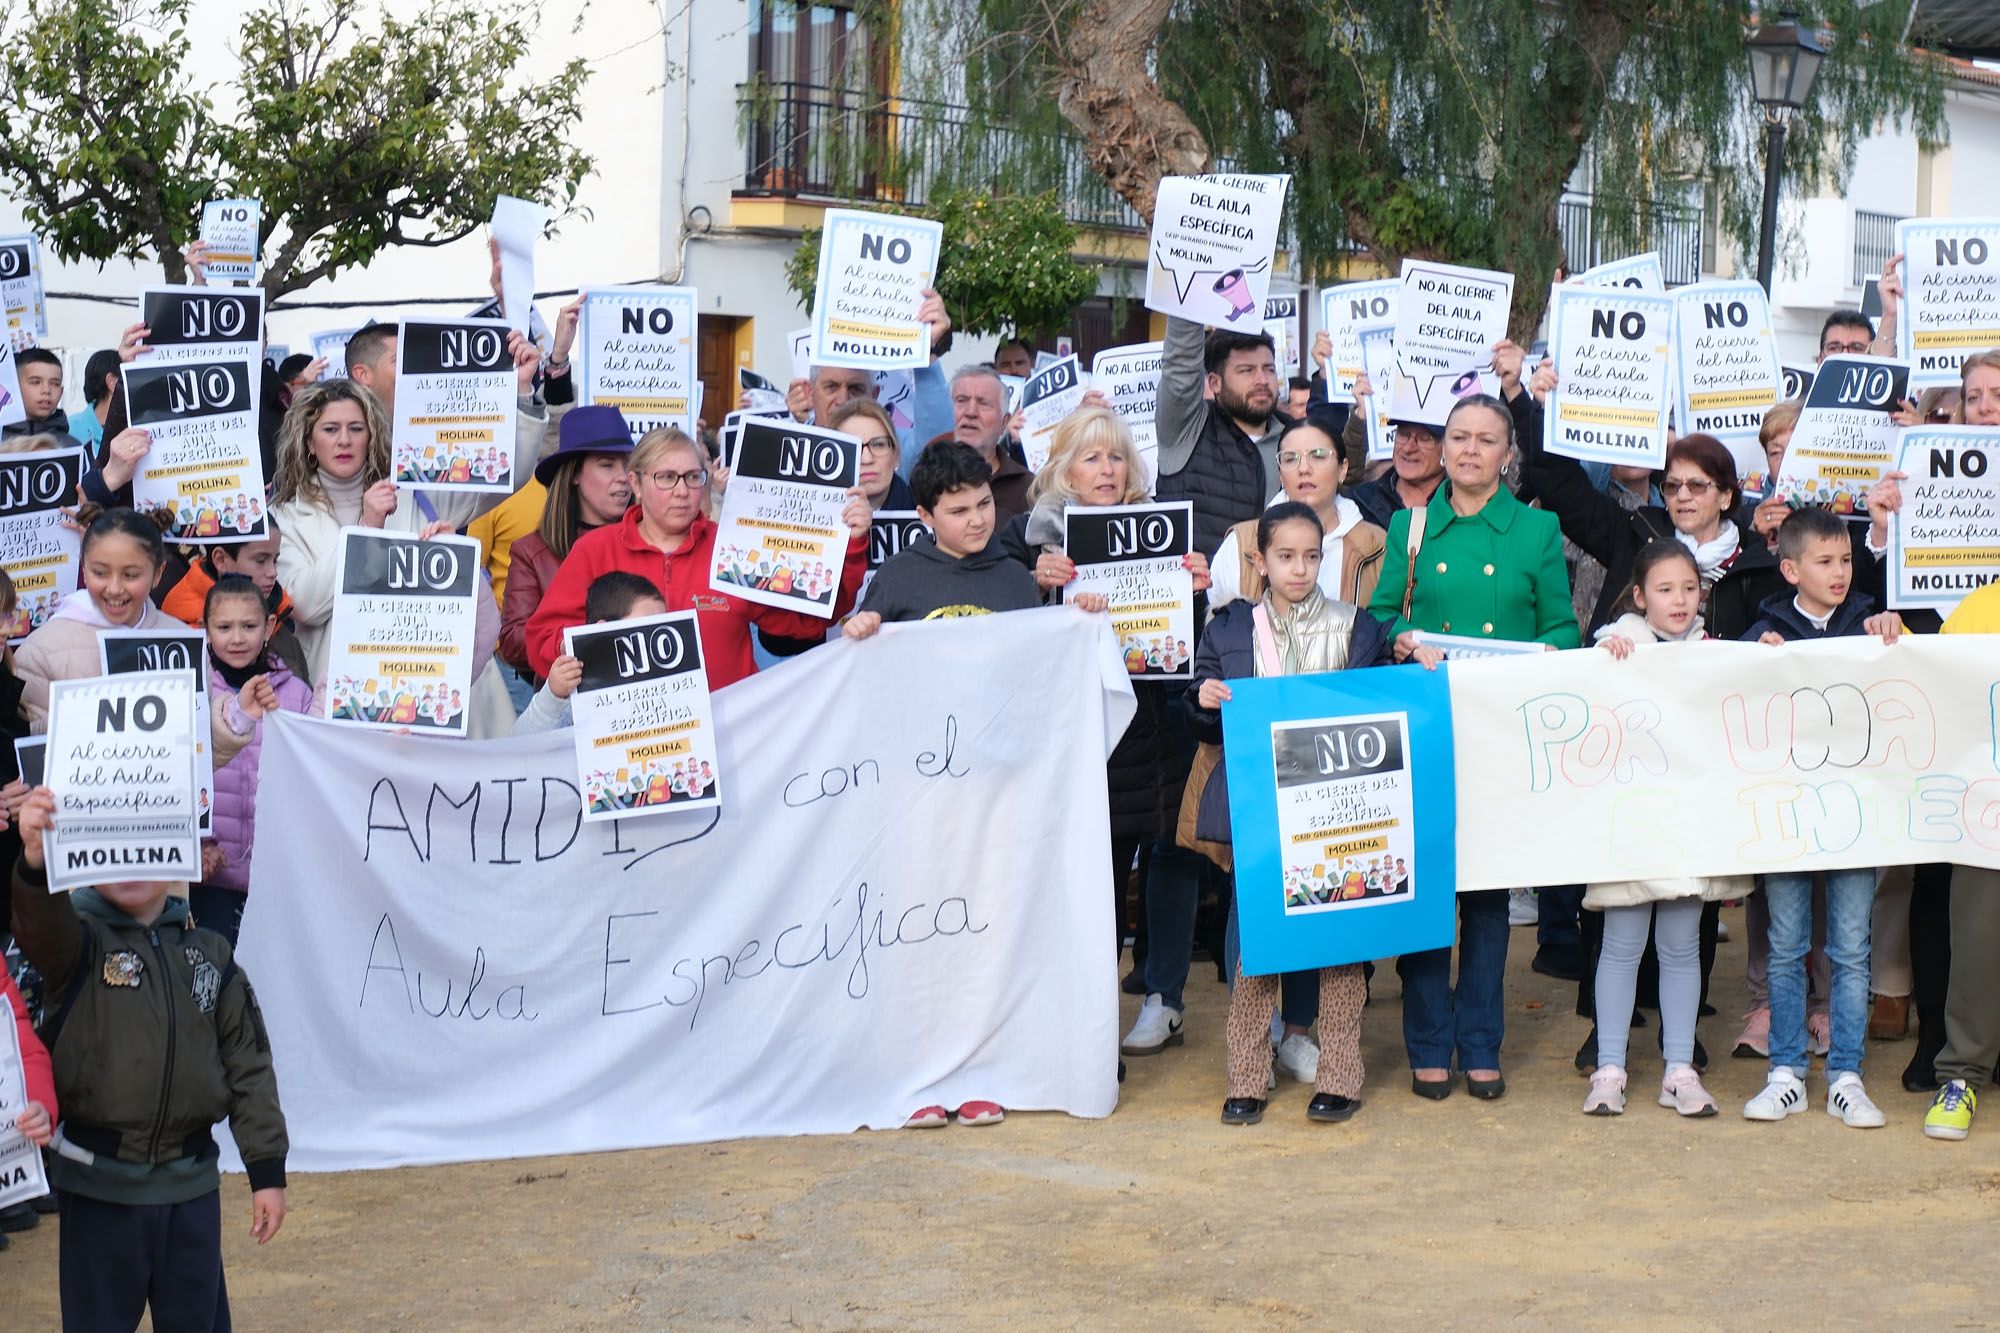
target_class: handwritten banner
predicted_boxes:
[392,318,517,492]
[123,354,267,543]
[1065,501,1194,679]
[711,417,857,618]
[1895,217,2000,391]
[578,286,698,441]
[1144,174,1289,326]
[0,448,82,642]
[227,610,1132,1170]
[810,210,943,370]
[44,671,200,892]
[1671,279,1781,486]
[1772,353,1910,514]
[326,530,481,735]
[1544,283,1673,468]
[1388,259,1513,428]
[1318,279,1397,404]
[564,611,719,821]
[1889,426,2000,612]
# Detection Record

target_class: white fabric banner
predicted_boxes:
[1449,636,2000,890]
[233,610,1134,1172]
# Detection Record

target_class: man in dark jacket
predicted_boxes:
[1154,316,1291,557]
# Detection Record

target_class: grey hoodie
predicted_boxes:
[858,532,1041,623]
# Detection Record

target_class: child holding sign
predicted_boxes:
[515,572,668,735]
[1188,501,1391,1125]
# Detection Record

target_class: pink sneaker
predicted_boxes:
[1807,1011,1831,1058]
[1658,1063,1719,1117]
[954,1100,1006,1126]
[904,1105,949,1129]
[1732,1007,1770,1059]
[1582,1066,1626,1116]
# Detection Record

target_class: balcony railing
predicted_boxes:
[1853,209,1903,286]
[1557,192,1706,287]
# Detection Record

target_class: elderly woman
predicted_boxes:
[1005,406,1213,1057]
[1368,394,1580,1100]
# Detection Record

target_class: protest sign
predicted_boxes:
[564,611,720,821]
[0,234,45,343]
[229,610,1131,1169]
[326,530,481,736]
[199,199,261,285]
[0,340,24,432]
[98,628,214,836]
[392,319,518,492]
[787,327,815,382]
[0,448,81,642]
[44,671,200,892]
[139,286,264,368]
[1388,260,1514,428]
[1263,294,1300,378]
[1895,217,2000,391]
[1016,354,1085,474]
[739,367,787,414]
[1144,174,1290,325]
[490,194,548,334]
[0,1011,49,1210]
[311,328,356,379]
[1772,354,1910,514]
[1576,252,1665,291]
[809,209,943,370]
[1222,665,1457,975]
[123,355,266,543]
[1090,341,1163,488]
[711,417,859,617]
[1888,426,2000,612]
[1318,279,1397,404]
[1410,631,1549,660]
[1782,363,1817,403]
[867,510,928,570]
[1357,325,1398,461]
[577,286,698,441]
[1671,279,1782,486]
[1065,501,1194,680]
[1543,283,1673,468]
[718,406,789,470]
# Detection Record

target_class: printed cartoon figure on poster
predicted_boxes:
[1271,713,1418,917]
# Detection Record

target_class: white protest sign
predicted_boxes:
[1016,354,1085,474]
[98,628,214,836]
[787,327,815,383]
[1272,712,1417,912]
[44,671,200,892]
[1388,259,1514,428]
[489,194,549,335]
[325,530,481,736]
[1772,353,1911,514]
[1410,630,1548,660]
[739,367,787,414]
[718,406,789,471]
[0,339,27,432]
[1358,324,1398,461]
[564,611,719,821]
[229,610,1132,1170]
[1144,174,1290,326]
[139,286,264,368]
[0,1011,48,1210]
[1090,341,1163,490]
[711,417,859,618]
[312,328,356,380]
[1888,426,2000,612]
[1066,501,1195,679]
[0,235,46,343]
[1543,282,1673,468]
[577,286,697,442]
[199,199,261,285]
[1895,217,2000,391]
[809,209,943,370]
[0,448,81,643]
[1670,279,1782,486]
[1448,636,2000,888]
[123,354,267,544]
[1576,252,1665,292]
[391,319,518,492]
[1263,293,1300,379]
[1319,279,1398,404]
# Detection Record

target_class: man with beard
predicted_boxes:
[1154,317,1292,556]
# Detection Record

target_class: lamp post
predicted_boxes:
[1747,12,1826,293]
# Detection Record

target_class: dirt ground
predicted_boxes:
[5,903,1997,1330]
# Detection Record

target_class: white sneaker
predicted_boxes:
[1743,1068,1810,1121]
[1658,1063,1719,1117]
[1507,887,1538,926]
[1119,995,1184,1056]
[1274,1032,1320,1084]
[1582,1065,1626,1115]
[1827,1073,1886,1128]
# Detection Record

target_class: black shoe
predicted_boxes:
[1117,1060,1126,1084]
[0,1230,8,1251]
[1655,1025,1711,1073]
[1221,1097,1266,1125]
[1465,1072,1507,1100]
[1531,943,1584,981]
[1575,1026,1599,1074]
[1120,967,1147,996]
[1903,1018,1944,1092]
[1698,1002,1718,1017]
[0,1203,37,1233]
[29,1191,57,1215]
[1410,1073,1454,1100]
[1307,1093,1359,1123]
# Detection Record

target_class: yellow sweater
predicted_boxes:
[1941,581,2000,634]
[467,480,547,606]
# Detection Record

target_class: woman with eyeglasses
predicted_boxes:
[524,426,872,689]
[1209,419,1386,612]
[830,399,916,511]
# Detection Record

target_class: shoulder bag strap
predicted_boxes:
[1251,603,1283,677]
[1400,503,1429,621]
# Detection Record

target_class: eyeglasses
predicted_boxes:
[1277,448,1334,467]
[1662,477,1716,496]
[1821,339,1872,356]
[647,469,709,491]
[860,437,897,456]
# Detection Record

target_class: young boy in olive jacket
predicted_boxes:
[9,785,288,1330]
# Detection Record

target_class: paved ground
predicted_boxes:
[4,903,1995,1329]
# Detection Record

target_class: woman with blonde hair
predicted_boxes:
[830,399,915,511]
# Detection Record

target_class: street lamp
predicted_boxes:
[1747,11,1826,293]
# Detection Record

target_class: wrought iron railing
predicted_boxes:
[1557,191,1707,286]
[1853,209,1903,286]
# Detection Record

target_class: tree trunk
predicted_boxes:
[1050,0,1210,225]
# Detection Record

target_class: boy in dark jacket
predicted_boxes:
[1740,505,1904,645]
[10,786,288,1329]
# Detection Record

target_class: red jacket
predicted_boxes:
[524,509,866,688]
[4,970,55,1124]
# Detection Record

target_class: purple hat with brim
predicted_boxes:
[535,404,635,485]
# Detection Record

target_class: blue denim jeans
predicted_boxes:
[1222,897,1322,1028]
[1766,868,1875,1077]
[1140,841,1202,1011]
[1397,889,1510,1070]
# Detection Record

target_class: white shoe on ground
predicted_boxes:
[1274,1032,1320,1084]
[1743,1068,1810,1121]
[1119,995,1184,1056]
[1827,1073,1886,1128]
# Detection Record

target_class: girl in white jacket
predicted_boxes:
[1582,538,1749,1118]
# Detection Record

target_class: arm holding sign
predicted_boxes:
[9,788,83,997]
[4,972,54,1143]
[1154,316,1208,479]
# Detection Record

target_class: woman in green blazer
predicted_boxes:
[1367,394,1580,1101]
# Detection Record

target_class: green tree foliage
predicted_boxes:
[0,0,592,297]
[785,189,1098,338]
[910,0,1948,336]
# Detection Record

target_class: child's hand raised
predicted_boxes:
[1196,679,1233,709]
[1071,592,1109,614]
[250,1187,286,1244]
[1865,612,1904,644]
[18,785,54,869]
[236,673,279,720]
[1598,634,1636,661]
[842,611,883,641]
[547,654,584,700]
[15,1099,51,1147]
